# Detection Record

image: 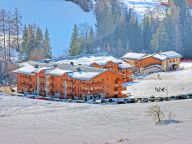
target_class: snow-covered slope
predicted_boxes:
[118,0,167,18]
[0,95,192,144]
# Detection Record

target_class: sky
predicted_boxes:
[0,0,96,57]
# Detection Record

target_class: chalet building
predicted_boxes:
[121,51,182,74]
[57,55,133,82]
[14,60,127,100]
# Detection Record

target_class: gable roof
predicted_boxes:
[121,53,146,60]
[152,54,167,61]
[121,51,182,61]
[160,51,182,59]
[68,71,102,81]
[46,68,71,76]
[14,61,107,81]
[56,55,123,66]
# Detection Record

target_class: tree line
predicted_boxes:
[69,0,192,58]
[0,8,52,85]
[69,23,94,56]
[0,8,22,61]
[21,25,52,61]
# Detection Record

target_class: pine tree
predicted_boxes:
[142,16,152,53]
[150,21,170,52]
[86,27,94,54]
[31,27,44,60]
[20,25,28,61]
[69,24,80,56]
[12,8,22,52]
[43,28,52,59]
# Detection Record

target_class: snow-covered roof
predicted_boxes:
[118,62,132,69]
[153,54,167,61]
[13,65,36,75]
[47,68,71,76]
[68,71,102,81]
[121,52,146,60]
[34,67,50,73]
[14,66,50,75]
[57,56,122,66]
[121,51,182,61]
[160,51,182,59]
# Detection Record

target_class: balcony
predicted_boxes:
[80,82,105,87]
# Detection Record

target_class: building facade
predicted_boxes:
[14,60,127,100]
[121,51,182,74]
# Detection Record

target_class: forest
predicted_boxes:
[0,8,52,84]
[1,0,192,85]
[69,0,192,58]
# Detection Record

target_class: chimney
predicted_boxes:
[70,61,74,66]
[54,64,57,68]
[34,64,39,68]
[76,68,82,73]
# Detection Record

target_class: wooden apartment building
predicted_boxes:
[121,51,182,74]
[14,55,132,100]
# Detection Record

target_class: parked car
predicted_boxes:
[124,98,129,103]
[142,98,148,103]
[129,98,135,103]
[67,99,73,103]
[163,97,170,101]
[170,96,177,101]
[117,99,126,104]
[149,96,155,102]
[76,100,85,103]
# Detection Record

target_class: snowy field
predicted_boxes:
[0,95,192,144]
[126,62,192,98]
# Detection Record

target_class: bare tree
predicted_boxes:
[0,9,8,60]
[148,105,165,124]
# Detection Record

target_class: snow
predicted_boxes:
[47,68,71,76]
[121,52,146,60]
[13,65,36,75]
[118,0,166,18]
[180,62,192,70]
[57,55,123,66]
[161,51,182,59]
[68,71,101,80]
[34,67,50,73]
[153,53,167,61]
[118,62,133,69]
[126,68,192,98]
[0,95,192,144]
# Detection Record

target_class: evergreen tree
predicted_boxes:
[69,24,80,56]
[142,16,152,53]
[43,28,52,59]
[150,21,170,52]
[20,25,28,61]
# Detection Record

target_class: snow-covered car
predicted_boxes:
[117,99,126,104]
[76,100,85,103]
[149,96,155,102]
[170,96,177,101]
